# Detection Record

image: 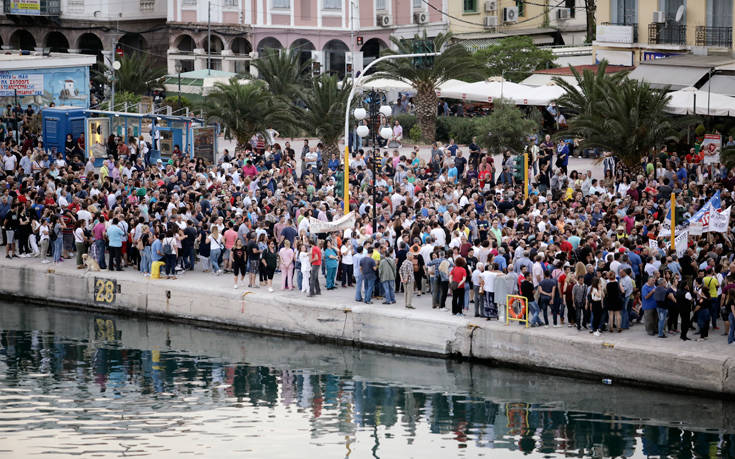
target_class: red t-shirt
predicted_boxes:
[450,266,467,287]
[311,246,322,266]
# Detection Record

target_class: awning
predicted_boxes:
[521,74,580,87]
[664,87,735,117]
[628,65,709,90]
[699,74,735,97]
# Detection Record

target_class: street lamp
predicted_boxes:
[175,61,183,106]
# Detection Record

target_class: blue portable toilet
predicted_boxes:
[42,106,86,160]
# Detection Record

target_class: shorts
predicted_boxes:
[264,267,275,280]
[233,262,246,277]
[248,259,259,273]
[223,248,231,262]
[5,230,14,244]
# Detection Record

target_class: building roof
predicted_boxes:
[533,64,633,75]
[640,54,735,68]
[0,52,97,70]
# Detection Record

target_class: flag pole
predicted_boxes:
[670,192,676,251]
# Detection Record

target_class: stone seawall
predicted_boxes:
[1,260,733,396]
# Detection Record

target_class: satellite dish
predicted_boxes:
[675,5,685,22]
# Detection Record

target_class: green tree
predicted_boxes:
[552,61,627,119]
[556,67,675,168]
[204,78,294,149]
[369,31,485,143]
[300,75,352,176]
[98,53,166,95]
[100,91,140,112]
[473,36,555,82]
[248,48,311,101]
[474,99,538,154]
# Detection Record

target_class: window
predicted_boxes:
[565,0,575,17]
[140,0,155,10]
[272,0,289,8]
[516,0,525,16]
[611,0,637,24]
[661,0,686,23]
[376,0,386,10]
[182,0,196,5]
[708,0,732,27]
[413,0,423,9]
[322,0,341,10]
[224,0,238,6]
[463,0,476,12]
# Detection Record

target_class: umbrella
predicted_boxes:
[665,87,735,117]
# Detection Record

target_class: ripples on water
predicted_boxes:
[0,301,733,458]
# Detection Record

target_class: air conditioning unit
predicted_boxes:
[484,0,497,12]
[557,8,571,20]
[503,6,518,23]
[414,11,428,24]
[377,14,392,27]
[484,16,498,28]
[652,11,666,23]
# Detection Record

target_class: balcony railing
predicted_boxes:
[599,22,639,43]
[695,26,733,48]
[648,22,687,45]
[2,0,60,15]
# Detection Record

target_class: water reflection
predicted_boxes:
[0,301,733,458]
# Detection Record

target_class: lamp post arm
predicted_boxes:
[342,52,439,215]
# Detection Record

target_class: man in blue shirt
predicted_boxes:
[106,218,125,271]
[641,276,657,336]
[151,233,163,263]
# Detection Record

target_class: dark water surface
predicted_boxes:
[0,301,733,458]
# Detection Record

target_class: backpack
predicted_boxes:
[50,229,58,241]
[162,239,173,255]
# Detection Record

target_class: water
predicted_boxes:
[1,301,733,458]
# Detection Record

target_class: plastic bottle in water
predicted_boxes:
[602,378,612,385]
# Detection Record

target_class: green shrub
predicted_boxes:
[695,124,706,137]
[395,114,416,136]
[409,124,422,143]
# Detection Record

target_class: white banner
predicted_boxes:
[0,71,43,96]
[309,212,356,234]
[710,206,732,233]
[675,229,688,258]
[688,222,703,236]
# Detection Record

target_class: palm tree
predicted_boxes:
[94,52,166,95]
[368,31,484,143]
[300,75,352,175]
[204,78,294,149]
[248,48,311,101]
[552,61,628,119]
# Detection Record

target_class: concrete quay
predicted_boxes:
[0,257,733,396]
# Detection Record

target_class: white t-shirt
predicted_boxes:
[481,271,497,293]
[340,244,353,265]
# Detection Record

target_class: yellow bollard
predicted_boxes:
[151,261,165,279]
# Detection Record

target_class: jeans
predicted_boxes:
[309,265,321,295]
[710,298,720,328]
[108,246,122,270]
[431,278,441,307]
[657,307,668,337]
[473,287,485,316]
[52,238,63,262]
[529,300,543,326]
[364,277,375,303]
[550,299,560,326]
[354,274,364,301]
[697,308,711,338]
[164,253,176,275]
[729,312,734,344]
[382,280,395,303]
[296,270,303,290]
[621,295,631,329]
[326,265,337,289]
[341,264,353,286]
[575,303,585,330]
[464,287,470,311]
[210,248,221,273]
[182,246,195,270]
[538,295,551,325]
[452,287,464,315]
[140,247,152,273]
[95,239,107,269]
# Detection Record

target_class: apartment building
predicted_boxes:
[0,0,168,67]
[166,0,448,77]
[447,0,588,50]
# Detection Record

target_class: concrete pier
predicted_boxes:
[1,258,733,396]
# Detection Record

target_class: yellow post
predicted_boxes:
[523,153,529,200]
[343,145,350,215]
[670,192,676,250]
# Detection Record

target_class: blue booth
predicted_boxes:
[42,106,86,159]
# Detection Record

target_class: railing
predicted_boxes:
[2,0,60,15]
[600,22,638,43]
[648,22,687,45]
[695,26,733,47]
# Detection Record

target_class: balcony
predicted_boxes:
[648,22,687,45]
[695,26,733,48]
[599,22,638,44]
[2,0,60,16]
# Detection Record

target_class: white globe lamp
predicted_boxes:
[353,107,367,121]
[356,125,370,138]
[379,105,392,118]
[379,126,392,140]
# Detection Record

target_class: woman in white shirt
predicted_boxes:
[39,220,50,264]
[73,220,87,269]
[298,242,311,294]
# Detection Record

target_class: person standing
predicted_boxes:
[641,276,657,336]
[449,257,468,317]
[399,252,416,309]
[472,262,485,318]
[340,240,354,287]
[605,271,624,333]
[676,282,693,341]
[653,278,674,339]
[538,270,558,327]
[278,239,295,290]
[93,215,107,270]
[246,233,260,288]
[106,218,125,272]
[378,247,396,305]
[353,246,365,302]
[308,239,322,297]
[359,247,377,304]
[324,240,339,290]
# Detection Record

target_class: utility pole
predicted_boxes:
[207,0,211,75]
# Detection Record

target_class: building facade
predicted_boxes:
[166,0,448,77]
[0,0,168,68]
[594,0,734,66]
[447,0,588,49]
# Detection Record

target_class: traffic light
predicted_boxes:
[512,155,524,182]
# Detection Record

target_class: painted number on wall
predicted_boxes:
[94,318,117,341]
[94,278,117,304]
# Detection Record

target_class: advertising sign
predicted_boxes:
[8,0,40,15]
[0,72,43,96]
[701,134,722,164]
[193,127,216,163]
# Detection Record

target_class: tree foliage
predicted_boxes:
[96,53,166,95]
[248,48,311,102]
[204,78,294,149]
[369,31,485,143]
[553,61,675,168]
[473,36,555,82]
[475,99,538,154]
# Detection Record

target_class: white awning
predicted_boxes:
[628,65,709,90]
[665,87,735,117]
[436,77,527,103]
[699,74,735,97]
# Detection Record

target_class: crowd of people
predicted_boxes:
[2,108,735,346]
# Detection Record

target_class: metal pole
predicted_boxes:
[178,72,182,106]
[707,67,712,117]
[110,42,116,111]
[14,89,19,144]
[207,0,211,75]
[342,52,439,215]
[371,92,377,235]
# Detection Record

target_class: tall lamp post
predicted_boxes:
[353,91,392,234]
[175,61,183,106]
